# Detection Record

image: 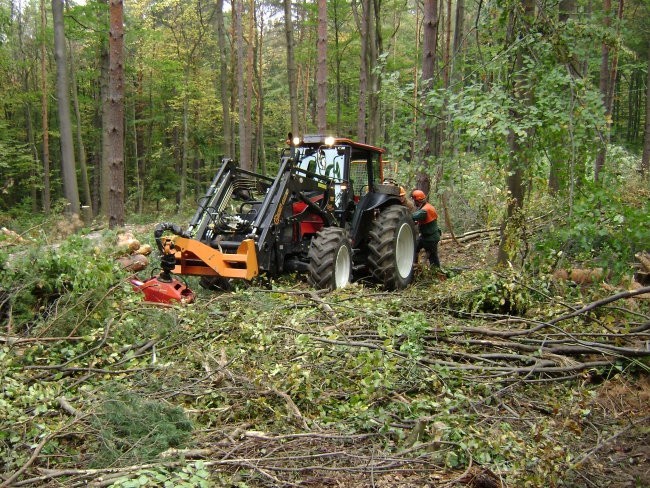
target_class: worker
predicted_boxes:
[411,189,441,267]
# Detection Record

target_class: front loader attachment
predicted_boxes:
[164,236,259,281]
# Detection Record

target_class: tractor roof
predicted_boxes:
[298,135,385,154]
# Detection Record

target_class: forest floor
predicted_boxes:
[1,226,649,487]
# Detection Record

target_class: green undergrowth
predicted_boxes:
[1,227,648,486]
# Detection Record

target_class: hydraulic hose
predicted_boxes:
[154,222,187,253]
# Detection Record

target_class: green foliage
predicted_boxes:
[532,179,650,278]
[443,269,542,315]
[92,391,193,468]
[110,461,211,487]
[0,234,123,334]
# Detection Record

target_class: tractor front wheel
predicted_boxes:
[307,227,352,290]
[368,205,416,290]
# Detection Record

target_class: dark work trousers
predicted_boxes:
[416,238,441,267]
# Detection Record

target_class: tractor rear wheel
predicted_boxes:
[307,227,352,290]
[368,205,416,290]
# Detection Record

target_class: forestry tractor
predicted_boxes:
[136,135,416,302]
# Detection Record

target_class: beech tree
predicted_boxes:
[107,0,125,228]
[316,0,327,133]
[52,0,80,216]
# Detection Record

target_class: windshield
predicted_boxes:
[295,146,345,181]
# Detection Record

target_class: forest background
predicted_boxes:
[1,0,650,486]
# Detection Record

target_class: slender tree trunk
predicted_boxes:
[412,4,420,162]
[642,41,650,178]
[68,38,92,215]
[25,97,39,213]
[52,0,80,216]
[367,0,382,145]
[549,0,577,194]
[40,0,51,214]
[283,0,299,138]
[216,0,232,159]
[234,0,251,170]
[355,0,369,142]
[497,0,534,266]
[180,68,190,203]
[316,0,328,133]
[422,0,439,162]
[100,42,110,217]
[246,0,255,170]
[134,70,145,213]
[595,0,613,181]
[333,0,342,134]
[256,8,266,174]
[453,0,464,67]
[107,0,125,228]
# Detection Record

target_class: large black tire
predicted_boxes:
[307,227,353,290]
[368,205,416,290]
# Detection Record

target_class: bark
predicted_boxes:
[52,0,80,216]
[216,0,232,158]
[234,0,251,170]
[25,95,38,213]
[497,0,534,266]
[68,37,92,215]
[40,0,51,214]
[100,42,110,217]
[549,0,578,194]
[246,0,255,170]
[453,0,464,61]
[107,0,125,228]
[283,0,299,137]
[642,40,650,178]
[134,70,145,214]
[316,0,328,134]
[180,68,190,203]
[595,0,624,181]
[256,8,266,175]
[367,0,382,145]
[354,0,369,142]
[422,0,439,161]
[332,0,342,134]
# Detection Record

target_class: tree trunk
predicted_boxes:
[422,0,439,162]
[216,0,232,159]
[234,0,251,170]
[256,8,266,175]
[354,0,369,142]
[594,0,618,182]
[52,0,80,216]
[246,0,255,170]
[180,68,190,203]
[100,41,110,217]
[68,37,92,215]
[25,98,39,213]
[497,0,534,266]
[40,0,51,214]
[283,0,299,138]
[453,0,464,63]
[107,0,125,228]
[642,40,650,178]
[316,0,328,134]
[332,0,342,134]
[367,0,382,145]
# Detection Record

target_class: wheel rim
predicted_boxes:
[395,222,414,279]
[334,244,351,288]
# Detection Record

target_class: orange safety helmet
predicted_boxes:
[411,189,426,202]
